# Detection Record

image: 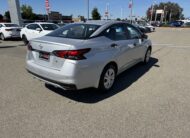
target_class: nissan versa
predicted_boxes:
[26,21,152,91]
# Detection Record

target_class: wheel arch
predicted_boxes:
[148,45,152,51]
[103,61,118,75]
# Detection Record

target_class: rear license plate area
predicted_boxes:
[39,51,50,61]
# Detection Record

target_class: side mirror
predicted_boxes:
[36,28,42,32]
[142,34,148,39]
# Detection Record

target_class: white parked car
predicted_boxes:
[146,23,155,32]
[0,23,22,40]
[20,22,59,45]
[26,21,152,91]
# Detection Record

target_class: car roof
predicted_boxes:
[75,20,126,26]
[84,20,115,25]
[29,22,55,25]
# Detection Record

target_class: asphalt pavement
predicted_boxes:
[0,28,190,138]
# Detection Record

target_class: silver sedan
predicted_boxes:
[26,21,152,91]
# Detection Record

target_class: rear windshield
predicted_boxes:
[4,24,19,27]
[47,24,100,39]
[41,24,59,30]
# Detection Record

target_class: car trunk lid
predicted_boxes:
[29,36,85,70]
[5,27,22,36]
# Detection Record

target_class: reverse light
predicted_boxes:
[53,48,91,60]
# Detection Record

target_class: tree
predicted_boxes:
[147,2,184,22]
[4,11,10,21]
[116,18,121,21]
[0,14,3,21]
[21,4,36,20]
[92,7,101,20]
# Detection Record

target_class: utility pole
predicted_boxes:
[87,0,89,20]
[165,11,168,23]
[161,6,166,23]
[105,3,109,20]
[121,7,123,20]
[45,0,50,21]
[129,0,133,23]
[155,12,157,22]
[150,1,157,22]
[169,10,172,22]
[150,5,154,22]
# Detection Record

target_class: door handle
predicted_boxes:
[110,43,118,48]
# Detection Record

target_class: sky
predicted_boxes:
[0,0,190,19]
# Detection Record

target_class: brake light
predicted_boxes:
[53,48,91,60]
[5,29,13,31]
[27,43,33,51]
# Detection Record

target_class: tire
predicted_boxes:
[143,48,151,64]
[99,64,116,92]
[22,35,28,45]
[0,33,5,41]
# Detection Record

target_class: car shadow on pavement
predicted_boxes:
[46,57,159,103]
[0,46,17,49]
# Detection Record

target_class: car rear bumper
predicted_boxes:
[4,34,21,39]
[26,59,101,90]
[27,69,77,90]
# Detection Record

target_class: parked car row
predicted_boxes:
[127,20,155,34]
[20,22,59,45]
[0,22,61,43]
[150,20,190,27]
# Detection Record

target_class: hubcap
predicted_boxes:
[104,68,115,89]
[146,50,151,62]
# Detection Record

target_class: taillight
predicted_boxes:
[53,48,91,60]
[5,29,13,31]
[27,43,33,51]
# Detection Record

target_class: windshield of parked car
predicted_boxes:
[4,24,19,27]
[47,24,100,39]
[41,24,59,30]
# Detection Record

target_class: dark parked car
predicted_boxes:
[169,21,184,27]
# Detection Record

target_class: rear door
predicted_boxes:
[126,25,145,62]
[102,24,135,70]
[26,24,42,40]
[31,24,43,39]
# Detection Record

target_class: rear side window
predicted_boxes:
[27,24,41,30]
[103,24,130,41]
[41,24,58,30]
[47,24,100,39]
[127,26,142,39]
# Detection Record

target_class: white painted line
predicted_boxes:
[153,44,173,46]
[153,44,190,48]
